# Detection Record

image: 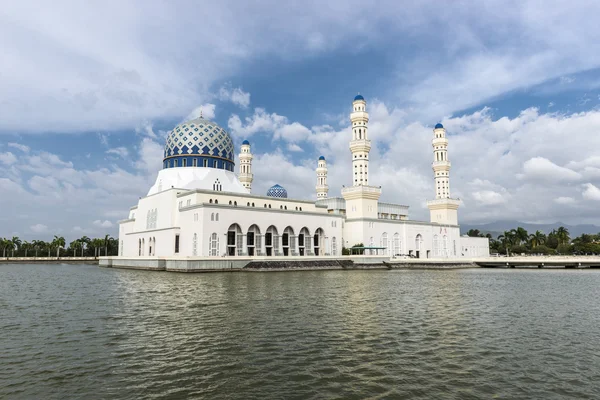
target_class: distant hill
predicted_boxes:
[460,220,600,238]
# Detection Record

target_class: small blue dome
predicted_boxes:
[267,184,288,198]
[242,140,250,145]
[318,156,325,160]
[435,123,444,129]
[354,94,364,101]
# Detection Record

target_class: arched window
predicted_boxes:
[268,204,271,208]
[252,203,255,207]
[216,213,219,221]
[284,206,287,210]
[211,213,214,221]
[264,204,267,208]
[215,199,218,204]
[247,202,250,206]
[193,233,198,256]
[209,233,219,256]
[209,199,213,204]
[299,207,302,211]
[229,201,232,205]
[280,205,283,209]
[331,237,337,256]
[234,201,237,206]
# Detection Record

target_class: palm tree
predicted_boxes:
[52,235,66,258]
[70,240,81,257]
[0,238,9,258]
[556,226,570,246]
[79,236,91,256]
[31,240,44,257]
[21,241,32,257]
[467,229,482,237]
[90,238,103,257]
[11,236,22,257]
[529,230,546,248]
[510,227,529,246]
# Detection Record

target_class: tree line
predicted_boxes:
[467,227,600,255]
[0,235,118,258]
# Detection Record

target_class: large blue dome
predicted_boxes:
[318,155,325,160]
[242,140,250,145]
[354,94,365,101]
[163,117,235,170]
[267,184,288,198]
[434,123,444,129]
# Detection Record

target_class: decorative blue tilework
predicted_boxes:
[163,117,235,169]
[267,184,288,198]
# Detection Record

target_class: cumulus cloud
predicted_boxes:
[521,157,581,183]
[554,196,575,205]
[287,143,304,152]
[106,147,129,158]
[582,183,600,201]
[93,220,113,228]
[0,152,17,165]
[184,104,216,122]
[472,190,507,206]
[8,143,30,153]
[30,224,48,233]
[219,85,251,108]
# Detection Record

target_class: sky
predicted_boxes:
[2,0,600,241]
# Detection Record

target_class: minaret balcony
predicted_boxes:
[432,137,448,146]
[432,161,451,168]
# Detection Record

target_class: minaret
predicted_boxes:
[427,123,460,225]
[342,94,381,225]
[349,94,371,186]
[316,156,328,199]
[238,140,253,191]
[432,123,450,199]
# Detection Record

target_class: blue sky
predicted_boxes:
[2,0,600,240]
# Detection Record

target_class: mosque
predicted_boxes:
[117,95,489,261]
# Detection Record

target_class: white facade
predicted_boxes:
[118,95,489,260]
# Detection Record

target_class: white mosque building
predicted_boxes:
[117,95,489,261]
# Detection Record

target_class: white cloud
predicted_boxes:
[219,86,251,108]
[8,143,30,153]
[0,152,17,165]
[554,196,576,205]
[30,223,48,233]
[184,104,216,122]
[106,147,129,158]
[93,220,113,228]
[287,143,304,152]
[472,190,507,205]
[521,157,581,183]
[582,183,600,201]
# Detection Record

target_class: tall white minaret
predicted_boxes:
[432,123,451,199]
[349,94,371,186]
[238,139,253,191]
[427,123,460,225]
[316,156,328,199]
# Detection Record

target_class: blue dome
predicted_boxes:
[163,117,235,170]
[318,156,325,160]
[354,94,365,101]
[242,140,250,145]
[435,123,444,129]
[267,184,288,198]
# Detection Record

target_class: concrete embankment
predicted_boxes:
[0,257,98,264]
[99,256,479,272]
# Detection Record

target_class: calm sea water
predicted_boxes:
[1,264,599,399]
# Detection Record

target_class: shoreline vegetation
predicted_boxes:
[466,226,600,256]
[0,235,118,259]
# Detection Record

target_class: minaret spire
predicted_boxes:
[316,156,328,199]
[238,140,253,192]
[349,94,370,186]
[426,123,460,225]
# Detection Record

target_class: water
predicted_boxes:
[1,265,599,399]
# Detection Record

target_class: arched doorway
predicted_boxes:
[247,224,261,256]
[265,225,278,256]
[227,223,242,256]
[209,233,219,256]
[393,233,400,256]
[381,232,388,256]
[298,227,310,256]
[282,226,294,256]
[415,234,423,259]
[313,228,324,256]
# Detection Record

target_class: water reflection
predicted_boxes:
[1,265,599,399]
